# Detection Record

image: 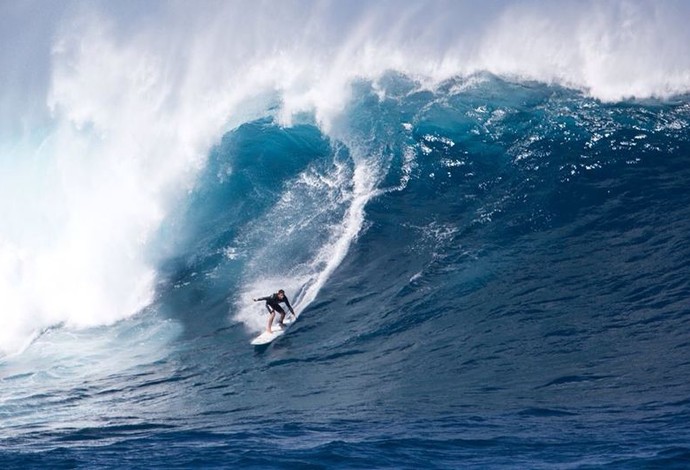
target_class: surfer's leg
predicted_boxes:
[267,309,276,333]
[273,305,286,327]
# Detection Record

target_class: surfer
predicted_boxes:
[253,289,295,333]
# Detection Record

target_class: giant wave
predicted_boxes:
[2,0,690,355]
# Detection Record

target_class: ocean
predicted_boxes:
[2,1,690,468]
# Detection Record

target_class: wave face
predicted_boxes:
[2,1,690,468]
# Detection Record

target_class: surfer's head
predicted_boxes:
[277,289,285,298]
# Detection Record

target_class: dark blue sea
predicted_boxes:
[2,2,690,468]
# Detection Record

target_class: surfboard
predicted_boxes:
[250,315,296,346]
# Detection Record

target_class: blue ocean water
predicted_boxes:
[3,2,690,469]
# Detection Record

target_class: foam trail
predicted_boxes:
[296,163,373,307]
[234,139,381,333]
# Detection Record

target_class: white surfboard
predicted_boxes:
[250,315,296,346]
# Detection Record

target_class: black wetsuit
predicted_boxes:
[257,293,294,315]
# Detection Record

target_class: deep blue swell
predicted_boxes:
[3,76,690,468]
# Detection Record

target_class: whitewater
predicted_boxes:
[2,1,690,468]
